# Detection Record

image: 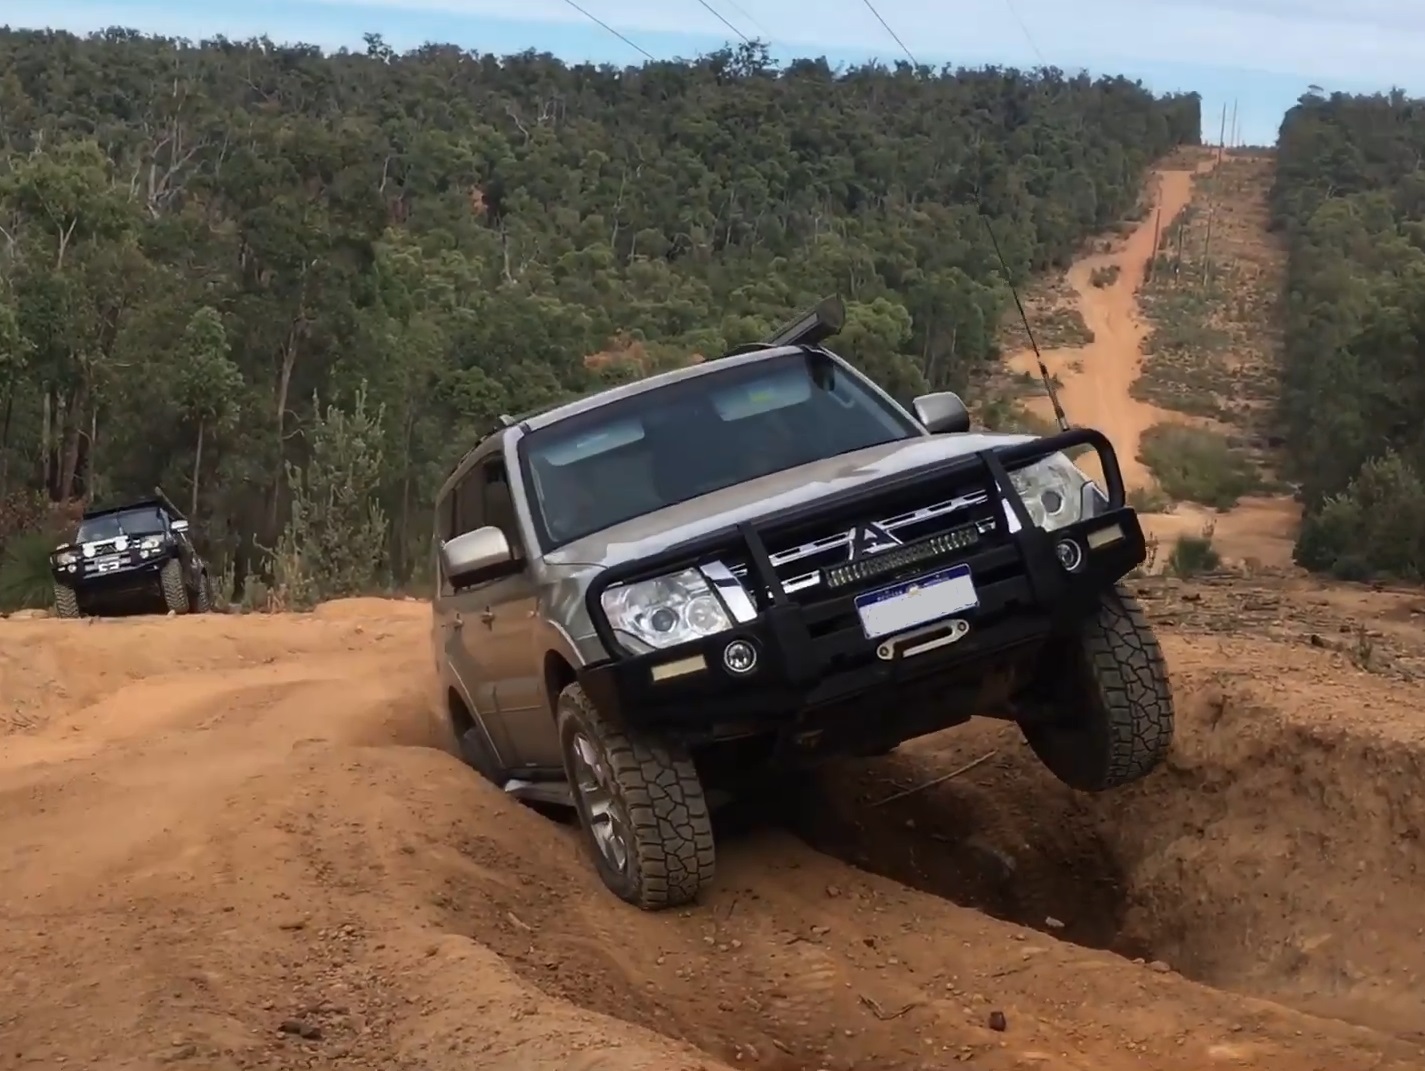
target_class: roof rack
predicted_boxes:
[718,295,847,358]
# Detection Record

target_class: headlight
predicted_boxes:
[138,536,164,552]
[1007,452,1092,531]
[600,568,734,651]
[54,549,78,566]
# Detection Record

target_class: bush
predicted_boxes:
[1294,450,1425,581]
[1137,424,1261,509]
[0,530,60,612]
[1128,484,1171,513]
[1168,526,1221,577]
[1090,265,1121,288]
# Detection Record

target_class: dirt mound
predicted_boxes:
[3,599,1425,1071]
[787,615,1425,1049]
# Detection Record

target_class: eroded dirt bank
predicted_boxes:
[2,592,1424,1071]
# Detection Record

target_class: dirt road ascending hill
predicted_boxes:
[3,594,1424,1071]
[1009,166,1204,491]
[1006,157,1300,568]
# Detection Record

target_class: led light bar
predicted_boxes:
[823,523,982,590]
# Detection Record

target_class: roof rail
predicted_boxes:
[717,295,847,358]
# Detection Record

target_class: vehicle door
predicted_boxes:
[470,453,556,769]
[439,461,519,767]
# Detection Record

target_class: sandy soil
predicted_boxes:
[3,589,1425,1071]
[1005,158,1299,569]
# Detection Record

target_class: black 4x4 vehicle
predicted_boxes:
[50,490,215,618]
[431,299,1175,910]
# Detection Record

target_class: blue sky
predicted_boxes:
[6,0,1420,144]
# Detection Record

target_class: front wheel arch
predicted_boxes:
[543,649,578,719]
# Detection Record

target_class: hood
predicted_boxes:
[546,431,1033,569]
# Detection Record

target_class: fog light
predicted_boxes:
[1055,538,1084,572]
[722,639,758,675]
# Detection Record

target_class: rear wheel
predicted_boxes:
[159,559,189,615]
[557,683,715,910]
[54,583,80,619]
[1022,584,1174,791]
[193,571,213,613]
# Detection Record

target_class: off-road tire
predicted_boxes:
[1022,583,1174,791]
[159,559,190,615]
[54,583,80,619]
[193,571,213,613]
[556,683,715,910]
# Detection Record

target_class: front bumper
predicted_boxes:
[52,550,171,592]
[577,428,1146,735]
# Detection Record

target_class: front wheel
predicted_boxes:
[1022,584,1174,791]
[556,683,716,910]
[54,582,80,619]
[159,559,190,615]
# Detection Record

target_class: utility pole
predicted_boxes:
[1202,202,1216,289]
[1217,102,1227,164]
[1146,205,1163,283]
[1229,99,1238,150]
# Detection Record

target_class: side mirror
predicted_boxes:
[170,519,190,533]
[913,391,971,435]
[440,525,515,587]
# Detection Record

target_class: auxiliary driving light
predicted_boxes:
[1055,538,1084,572]
[722,639,758,675]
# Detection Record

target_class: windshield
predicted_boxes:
[518,351,919,549]
[76,506,168,542]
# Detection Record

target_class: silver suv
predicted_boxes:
[432,299,1174,911]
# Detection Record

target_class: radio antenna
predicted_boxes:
[977,208,1070,433]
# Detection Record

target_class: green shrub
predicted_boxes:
[1168,527,1221,577]
[1295,450,1425,581]
[1138,424,1261,509]
[1127,485,1171,513]
[0,530,60,612]
[1089,265,1121,288]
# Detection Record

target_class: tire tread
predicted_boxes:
[561,685,716,910]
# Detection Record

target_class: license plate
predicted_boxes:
[853,564,978,640]
[95,555,123,573]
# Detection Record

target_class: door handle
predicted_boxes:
[481,608,496,627]
[451,613,463,630]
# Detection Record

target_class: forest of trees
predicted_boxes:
[0,27,1200,605]
[1272,89,1425,580]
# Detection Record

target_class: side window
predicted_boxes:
[481,457,525,563]
[437,489,458,543]
[454,469,486,536]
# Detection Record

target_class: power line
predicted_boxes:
[694,0,752,44]
[857,0,918,67]
[718,0,774,43]
[998,0,1046,66]
[556,0,656,61]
